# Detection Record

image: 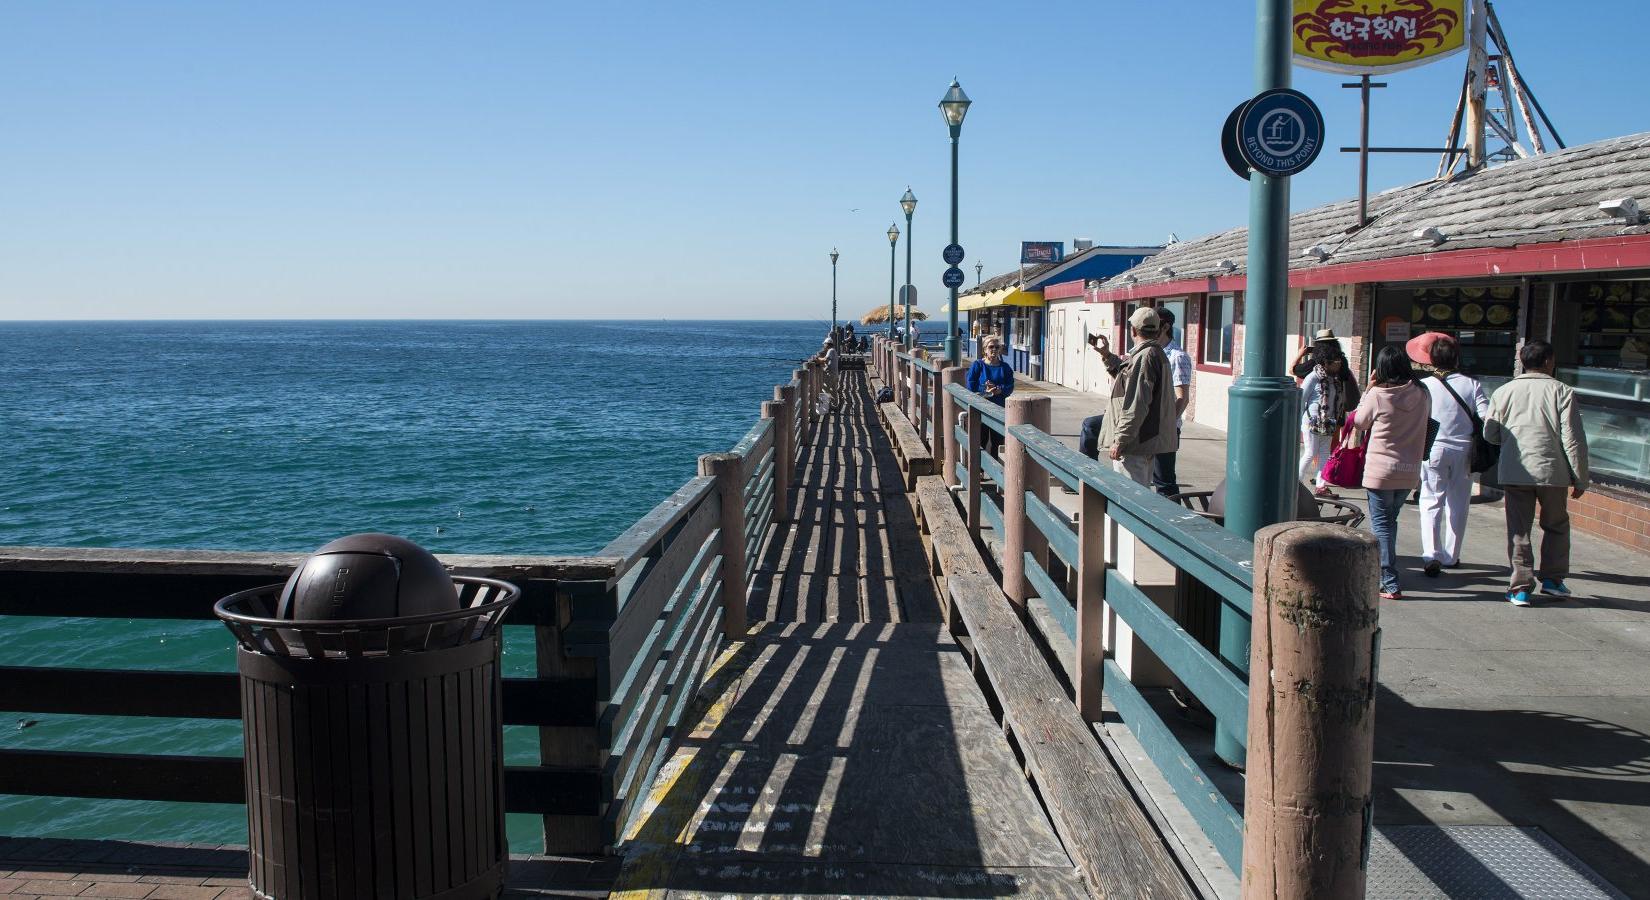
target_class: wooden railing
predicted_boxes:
[0,357,824,856]
[943,381,1255,869]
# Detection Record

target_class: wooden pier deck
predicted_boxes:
[608,370,1091,896]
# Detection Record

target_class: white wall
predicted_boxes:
[1192,368,1234,432]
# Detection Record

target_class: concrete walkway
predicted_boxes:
[1023,378,1650,896]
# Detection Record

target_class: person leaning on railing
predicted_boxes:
[1088,307,1178,487]
[966,335,1014,458]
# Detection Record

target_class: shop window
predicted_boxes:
[1554,278,1650,488]
[1201,293,1235,368]
[1301,291,1328,346]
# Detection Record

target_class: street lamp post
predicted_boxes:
[1217,0,1301,769]
[887,223,900,339]
[830,248,839,336]
[939,79,971,366]
[900,188,917,347]
[975,261,983,286]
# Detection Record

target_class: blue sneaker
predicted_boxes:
[1506,590,1534,607]
[1540,579,1573,598]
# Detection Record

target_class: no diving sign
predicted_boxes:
[1231,88,1324,178]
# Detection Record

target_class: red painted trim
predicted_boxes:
[1093,235,1650,302]
[1043,279,1085,300]
[1196,362,1234,375]
[1292,234,1650,285]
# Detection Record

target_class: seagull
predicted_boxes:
[849,208,860,212]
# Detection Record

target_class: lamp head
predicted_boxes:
[900,187,917,218]
[887,223,900,244]
[830,248,839,264]
[939,79,971,130]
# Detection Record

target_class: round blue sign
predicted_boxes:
[942,243,965,266]
[942,267,966,289]
[1235,89,1324,177]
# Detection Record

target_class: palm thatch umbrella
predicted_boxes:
[861,304,928,325]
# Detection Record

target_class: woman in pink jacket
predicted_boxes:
[1354,346,1433,600]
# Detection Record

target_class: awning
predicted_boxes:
[958,286,1044,312]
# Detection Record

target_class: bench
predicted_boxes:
[913,478,1195,900]
[879,402,934,491]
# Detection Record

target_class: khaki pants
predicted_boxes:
[1503,484,1570,592]
[1114,454,1153,487]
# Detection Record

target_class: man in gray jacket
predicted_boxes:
[1089,306,1178,486]
[1484,339,1590,606]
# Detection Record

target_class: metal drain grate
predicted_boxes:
[1369,825,1626,899]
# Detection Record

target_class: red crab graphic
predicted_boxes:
[1294,0,1461,60]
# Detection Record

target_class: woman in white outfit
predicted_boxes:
[1296,338,1360,496]
[1417,334,1488,576]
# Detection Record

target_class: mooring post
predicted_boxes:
[1001,395,1050,612]
[940,366,965,487]
[698,452,750,638]
[764,396,791,525]
[1241,521,1380,899]
[1075,479,1109,722]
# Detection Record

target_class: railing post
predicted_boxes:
[764,395,791,525]
[698,452,749,638]
[1002,395,1051,611]
[908,349,926,426]
[929,363,944,452]
[1242,522,1380,899]
[940,367,965,487]
[966,406,983,539]
[1076,483,1108,722]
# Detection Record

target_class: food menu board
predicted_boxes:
[1569,280,1650,334]
[1408,285,1519,330]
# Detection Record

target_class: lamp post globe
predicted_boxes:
[975,261,983,285]
[900,188,917,347]
[830,248,839,336]
[887,223,900,339]
[938,80,970,365]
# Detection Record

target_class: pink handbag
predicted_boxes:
[1320,413,1366,489]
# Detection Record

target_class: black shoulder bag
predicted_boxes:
[1436,375,1501,473]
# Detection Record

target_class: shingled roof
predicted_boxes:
[1105,131,1650,289]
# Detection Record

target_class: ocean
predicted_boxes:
[0,318,929,851]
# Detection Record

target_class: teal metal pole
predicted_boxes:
[945,127,961,365]
[903,210,914,347]
[1218,0,1301,769]
[889,235,898,339]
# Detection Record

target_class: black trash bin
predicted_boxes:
[216,533,519,900]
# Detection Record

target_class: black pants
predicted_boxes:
[1079,414,1105,460]
[1153,452,1179,496]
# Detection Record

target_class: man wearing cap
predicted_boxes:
[1088,307,1178,486]
[815,339,841,409]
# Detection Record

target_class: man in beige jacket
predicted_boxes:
[1483,339,1589,605]
[1089,306,1179,487]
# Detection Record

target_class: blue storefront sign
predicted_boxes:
[1234,88,1324,177]
[1020,241,1064,265]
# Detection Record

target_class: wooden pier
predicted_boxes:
[0,344,1385,898]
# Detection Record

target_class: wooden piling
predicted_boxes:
[940,366,965,487]
[764,396,791,525]
[1241,521,1380,899]
[1001,395,1050,612]
[698,452,749,638]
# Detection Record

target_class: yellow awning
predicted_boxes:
[958,287,1044,312]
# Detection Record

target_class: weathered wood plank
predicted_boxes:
[0,665,596,727]
[0,749,600,815]
[598,477,717,580]
[945,573,1195,900]
[602,500,720,681]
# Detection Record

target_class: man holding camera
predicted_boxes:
[1088,307,1179,487]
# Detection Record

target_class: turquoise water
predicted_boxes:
[0,318,911,850]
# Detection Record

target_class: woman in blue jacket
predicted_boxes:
[966,335,1014,458]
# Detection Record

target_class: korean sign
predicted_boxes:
[1293,0,1466,74]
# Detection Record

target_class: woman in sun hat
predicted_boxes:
[1295,329,1360,497]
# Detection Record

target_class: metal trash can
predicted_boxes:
[216,533,519,900]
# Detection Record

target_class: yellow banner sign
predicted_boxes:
[1293,0,1467,74]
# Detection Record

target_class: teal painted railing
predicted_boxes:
[943,381,1252,870]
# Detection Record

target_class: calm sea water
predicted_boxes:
[0,318,925,850]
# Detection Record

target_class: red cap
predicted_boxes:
[1406,331,1454,366]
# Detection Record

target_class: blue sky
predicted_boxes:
[1,1,1644,320]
